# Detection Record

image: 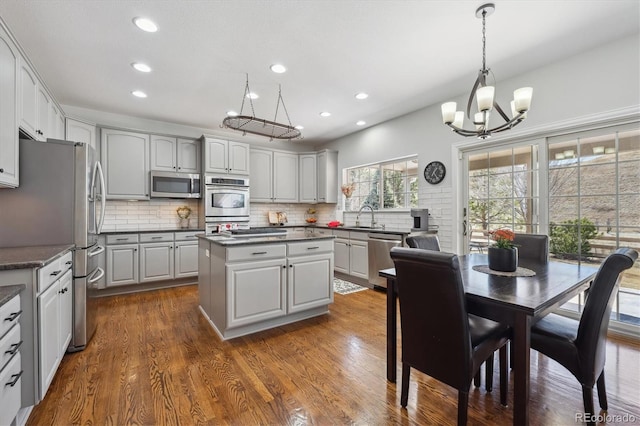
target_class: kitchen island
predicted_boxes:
[198,232,335,340]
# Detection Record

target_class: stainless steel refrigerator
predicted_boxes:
[0,138,106,351]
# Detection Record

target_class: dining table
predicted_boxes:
[380,253,599,426]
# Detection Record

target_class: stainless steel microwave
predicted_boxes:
[150,171,201,198]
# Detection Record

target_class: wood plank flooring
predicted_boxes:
[28,285,640,425]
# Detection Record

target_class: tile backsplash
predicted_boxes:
[101,199,200,231]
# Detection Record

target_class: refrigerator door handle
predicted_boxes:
[95,161,106,234]
[88,244,105,257]
[87,267,104,288]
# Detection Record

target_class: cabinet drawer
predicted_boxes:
[226,244,286,262]
[0,352,21,426]
[174,231,200,241]
[139,233,173,243]
[312,228,332,236]
[0,324,21,372]
[106,234,139,244]
[288,239,334,256]
[0,295,21,341]
[59,251,73,273]
[37,257,64,293]
[349,231,369,241]
[333,230,350,239]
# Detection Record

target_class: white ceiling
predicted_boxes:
[0,1,638,145]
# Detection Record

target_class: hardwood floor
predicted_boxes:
[28,285,640,425]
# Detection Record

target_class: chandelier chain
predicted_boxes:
[481,9,487,72]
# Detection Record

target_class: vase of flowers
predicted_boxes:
[488,229,518,272]
[341,183,355,198]
[176,206,192,229]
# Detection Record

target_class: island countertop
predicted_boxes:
[197,233,335,247]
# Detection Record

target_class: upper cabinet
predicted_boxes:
[299,153,317,203]
[66,118,97,153]
[0,25,19,188]
[250,148,298,203]
[317,150,338,203]
[150,135,200,173]
[18,55,64,141]
[101,129,150,200]
[203,137,249,175]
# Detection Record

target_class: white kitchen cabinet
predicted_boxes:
[101,129,150,200]
[106,243,139,287]
[139,242,174,283]
[333,230,368,280]
[0,353,22,426]
[203,137,249,175]
[317,150,338,203]
[150,135,200,173]
[0,26,19,188]
[298,153,317,203]
[37,268,72,399]
[175,241,198,278]
[250,148,297,202]
[49,103,64,140]
[226,258,287,329]
[36,84,50,140]
[287,241,334,313]
[66,118,97,152]
[18,57,59,142]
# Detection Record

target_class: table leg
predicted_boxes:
[513,314,531,426]
[386,277,396,383]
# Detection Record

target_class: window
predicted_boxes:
[344,156,418,211]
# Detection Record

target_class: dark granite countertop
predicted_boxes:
[0,244,75,271]
[0,284,25,307]
[100,228,205,235]
[198,233,335,247]
[281,224,437,236]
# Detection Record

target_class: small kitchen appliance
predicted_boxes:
[410,208,429,231]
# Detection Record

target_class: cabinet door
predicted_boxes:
[299,153,317,203]
[317,150,337,203]
[38,279,60,398]
[36,86,50,141]
[49,104,60,140]
[350,240,369,279]
[106,244,139,286]
[273,151,298,202]
[18,58,38,139]
[66,119,96,152]
[249,149,273,202]
[150,135,177,171]
[204,138,227,174]
[288,253,333,313]
[59,270,73,354]
[101,129,149,199]
[175,241,198,278]
[226,258,286,328]
[139,242,174,283]
[228,141,250,175]
[177,138,200,173]
[334,238,350,274]
[0,30,19,187]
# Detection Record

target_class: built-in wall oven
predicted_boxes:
[204,175,250,234]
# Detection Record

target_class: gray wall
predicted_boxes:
[318,34,640,252]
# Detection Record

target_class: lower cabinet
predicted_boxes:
[106,243,139,287]
[0,292,22,426]
[0,353,22,426]
[175,241,198,278]
[333,230,369,280]
[287,252,333,313]
[139,242,174,283]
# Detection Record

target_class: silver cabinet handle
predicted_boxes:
[5,370,23,387]
[4,310,22,322]
[252,251,267,255]
[307,246,320,250]
[4,340,22,355]
[116,238,128,241]
[151,236,163,239]
[50,270,62,276]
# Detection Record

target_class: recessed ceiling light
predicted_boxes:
[355,92,369,100]
[226,110,239,117]
[294,125,304,130]
[133,17,158,33]
[132,62,151,73]
[319,112,331,117]
[246,92,259,99]
[270,64,287,74]
[131,90,147,98]
[356,120,366,126]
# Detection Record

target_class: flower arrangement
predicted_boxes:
[341,183,355,198]
[176,206,192,219]
[490,229,516,249]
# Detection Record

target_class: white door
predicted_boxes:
[59,270,73,353]
[249,149,273,201]
[177,138,200,173]
[139,242,174,283]
[288,253,333,313]
[204,138,228,173]
[299,153,317,203]
[175,241,198,278]
[150,135,177,171]
[106,244,139,286]
[228,141,250,175]
[38,281,60,398]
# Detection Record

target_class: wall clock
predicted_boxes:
[423,161,446,184]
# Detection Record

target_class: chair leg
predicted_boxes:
[596,371,608,411]
[499,344,508,406]
[485,353,494,392]
[474,370,481,387]
[457,390,469,426]
[582,385,596,426]
[509,339,514,369]
[401,363,410,408]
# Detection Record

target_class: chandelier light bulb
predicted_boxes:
[441,102,457,124]
[452,111,464,129]
[476,86,495,112]
[513,87,533,112]
[474,112,485,130]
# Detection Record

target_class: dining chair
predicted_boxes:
[512,233,549,263]
[530,247,638,426]
[390,247,510,425]
[405,234,441,251]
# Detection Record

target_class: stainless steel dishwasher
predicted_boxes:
[368,232,403,288]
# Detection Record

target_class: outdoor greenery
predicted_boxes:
[549,218,598,259]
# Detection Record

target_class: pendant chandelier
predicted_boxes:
[441,3,533,140]
[222,74,302,141]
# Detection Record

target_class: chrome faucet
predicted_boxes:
[356,204,376,228]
